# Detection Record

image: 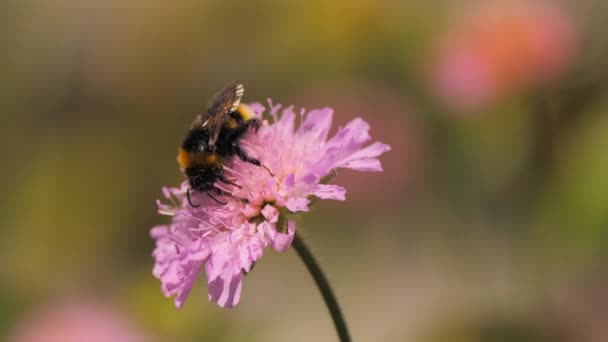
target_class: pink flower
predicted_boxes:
[9,298,150,342]
[151,101,390,308]
[429,1,579,112]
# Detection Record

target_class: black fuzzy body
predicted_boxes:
[180,111,261,196]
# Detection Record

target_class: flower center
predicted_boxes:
[240,201,290,234]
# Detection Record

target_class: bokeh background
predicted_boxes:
[2,0,608,341]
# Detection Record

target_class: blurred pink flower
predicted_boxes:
[152,101,390,308]
[429,1,578,112]
[9,299,149,342]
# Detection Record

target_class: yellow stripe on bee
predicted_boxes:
[177,149,222,168]
[237,103,255,121]
[178,148,190,168]
[206,153,219,163]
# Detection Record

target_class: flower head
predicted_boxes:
[151,101,390,308]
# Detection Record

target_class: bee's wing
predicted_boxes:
[191,82,244,147]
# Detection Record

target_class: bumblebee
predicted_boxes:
[178,82,261,207]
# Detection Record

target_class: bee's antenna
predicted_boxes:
[206,191,227,205]
[186,189,200,208]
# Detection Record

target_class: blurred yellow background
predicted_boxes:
[2,0,608,341]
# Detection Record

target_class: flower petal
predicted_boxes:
[173,261,204,309]
[261,204,279,223]
[206,264,243,308]
[247,102,265,117]
[204,224,266,307]
[286,197,310,212]
[150,223,212,309]
[273,105,295,137]
[312,184,346,200]
[327,118,371,150]
[270,220,296,252]
[341,159,383,172]
[311,117,379,176]
[337,142,391,171]
[242,203,261,217]
[298,107,334,142]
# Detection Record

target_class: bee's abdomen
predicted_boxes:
[178,149,223,169]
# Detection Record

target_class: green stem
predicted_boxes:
[292,233,352,342]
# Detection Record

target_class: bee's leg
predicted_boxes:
[262,164,275,177]
[232,142,261,166]
[186,189,200,208]
[206,189,227,205]
[217,173,242,188]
